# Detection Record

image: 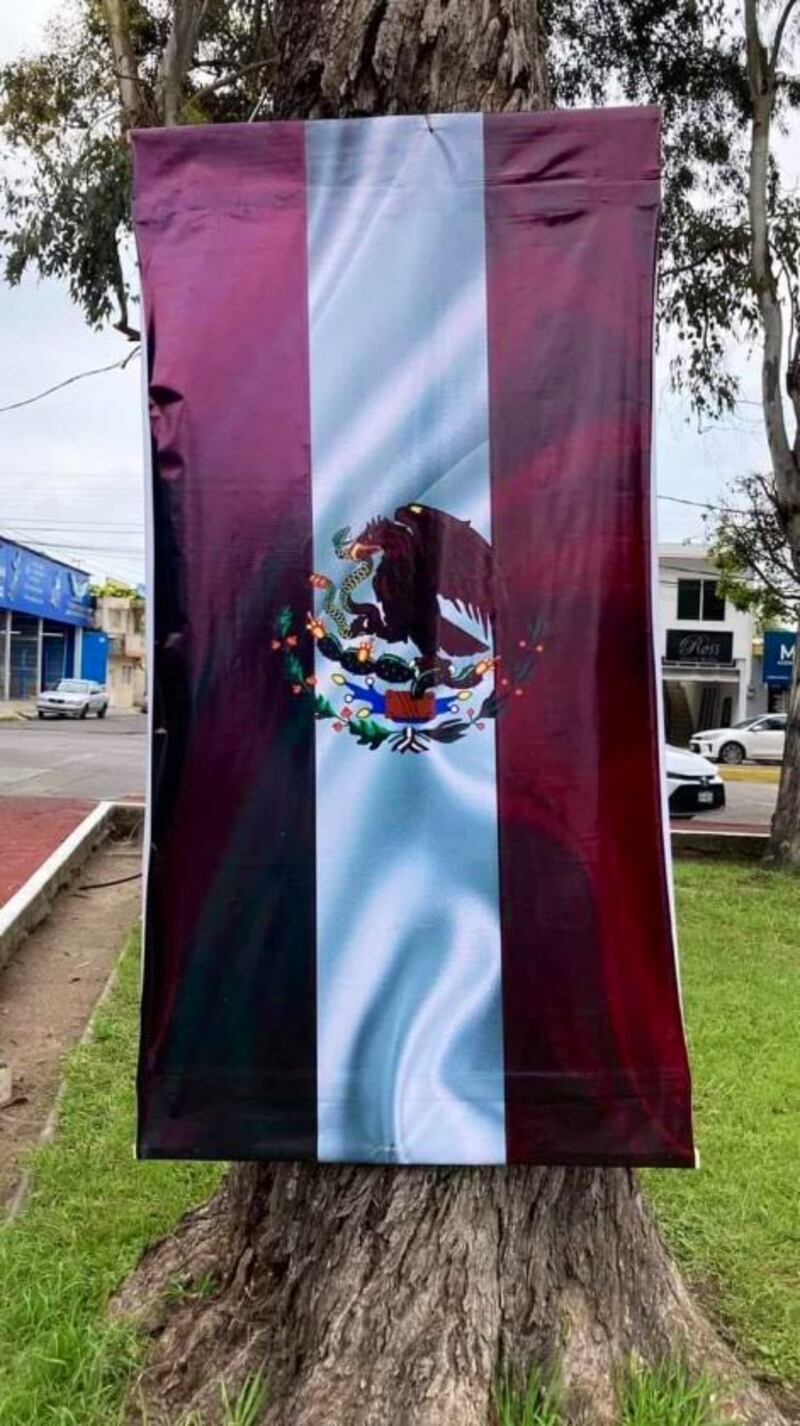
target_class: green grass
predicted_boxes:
[495,1366,563,1425]
[495,1361,725,1426]
[0,861,797,1425]
[618,1361,725,1426]
[646,861,800,1389]
[0,933,223,1426]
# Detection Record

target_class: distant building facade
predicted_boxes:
[658,544,761,744]
[94,594,146,710]
[0,536,99,703]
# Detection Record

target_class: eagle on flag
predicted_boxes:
[341,502,496,664]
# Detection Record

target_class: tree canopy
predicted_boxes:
[711,470,800,622]
[1,0,798,425]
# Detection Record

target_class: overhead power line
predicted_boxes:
[658,493,749,516]
[3,519,144,533]
[0,349,140,415]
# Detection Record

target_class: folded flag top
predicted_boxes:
[133,107,694,1168]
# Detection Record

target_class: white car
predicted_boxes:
[665,744,725,818]
[690,714,786,766]
[37,678,109,720]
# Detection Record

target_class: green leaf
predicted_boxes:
[275,606,293,638]
[348,717,392,749]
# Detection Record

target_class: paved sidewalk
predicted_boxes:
[0,797,95,908]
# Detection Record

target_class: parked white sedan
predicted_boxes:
[690,714,786,765]
[37,679,109,720]
[665,745,726,817]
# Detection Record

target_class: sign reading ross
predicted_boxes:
[666,629,734,664]
[763,629,796,687]
[0,540,94,628]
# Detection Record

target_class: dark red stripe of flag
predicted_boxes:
[483,109,694,1167]
[133,123,317,1159]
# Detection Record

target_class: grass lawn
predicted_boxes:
[0,862,797,1424]
[0,935,223,1426]
[647,861,800,1391]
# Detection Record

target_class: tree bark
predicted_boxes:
[102,0,149,130]
[157,0,212,127]
[745,0,800,867]
[269,0,550,118]
[118,3,791,1422]
[116,1162,786,1426]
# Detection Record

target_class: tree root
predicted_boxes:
[111,1164,789,1426]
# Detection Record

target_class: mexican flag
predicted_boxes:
[133,108,694,1167]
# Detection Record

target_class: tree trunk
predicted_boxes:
[119,3,790,1422]
[768,604,800,865]
[269,0,550,118]
[116,1162,786,1426]
[745,0,800,868]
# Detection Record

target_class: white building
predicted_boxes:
[658,545,763,744]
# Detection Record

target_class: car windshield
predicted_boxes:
[733,718,758,728]
[57,680,90,693]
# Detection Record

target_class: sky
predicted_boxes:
[0,2,787,585]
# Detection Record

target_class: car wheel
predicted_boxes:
[97,704,107,719]
[719,740,745,765]
[79,705,89,720]
[37,710,44,719]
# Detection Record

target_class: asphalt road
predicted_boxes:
[0,713,146,801]
[0,715,779,823]
[692,775,777,829]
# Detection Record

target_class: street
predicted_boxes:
[0,714,146,801]
[693,775,778,829]
[0,714,779,825]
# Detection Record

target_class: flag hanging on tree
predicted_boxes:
[133,107,694,1168]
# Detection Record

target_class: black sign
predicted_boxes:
[665,629,734,664]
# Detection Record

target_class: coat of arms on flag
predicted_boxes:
[133,108,695,1169]
[273,502,542,756]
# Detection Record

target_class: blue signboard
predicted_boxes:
[763,629,796,687]
[0,539,93,628]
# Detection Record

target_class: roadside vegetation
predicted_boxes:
[646,861,800,1393]
[0,862,797,1425]
[0,934,222,1426]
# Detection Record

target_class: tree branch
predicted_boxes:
[745,0,797,513]
[101,0,148,129]
[186,55,275,107]
[769,0,800,76]
[158,0,211,126]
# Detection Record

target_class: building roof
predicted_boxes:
[658,543,712,563]
[0,533,91,578]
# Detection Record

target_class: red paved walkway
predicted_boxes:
[0,798,95,908]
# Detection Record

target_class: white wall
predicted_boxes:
[658,547,754,663]
[658,545,757,721]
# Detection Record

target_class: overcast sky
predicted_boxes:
[0,2,784,584]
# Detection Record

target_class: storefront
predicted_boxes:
[658,545,757,744]
[762,629,796,711]
[0,538,96,703]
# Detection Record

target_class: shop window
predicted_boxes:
[42,621,68,689]
[9,613,39,700]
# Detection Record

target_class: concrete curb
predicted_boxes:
[0,802,114,975]
[672,827,769,859]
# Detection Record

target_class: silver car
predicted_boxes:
[37,678,109,720]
